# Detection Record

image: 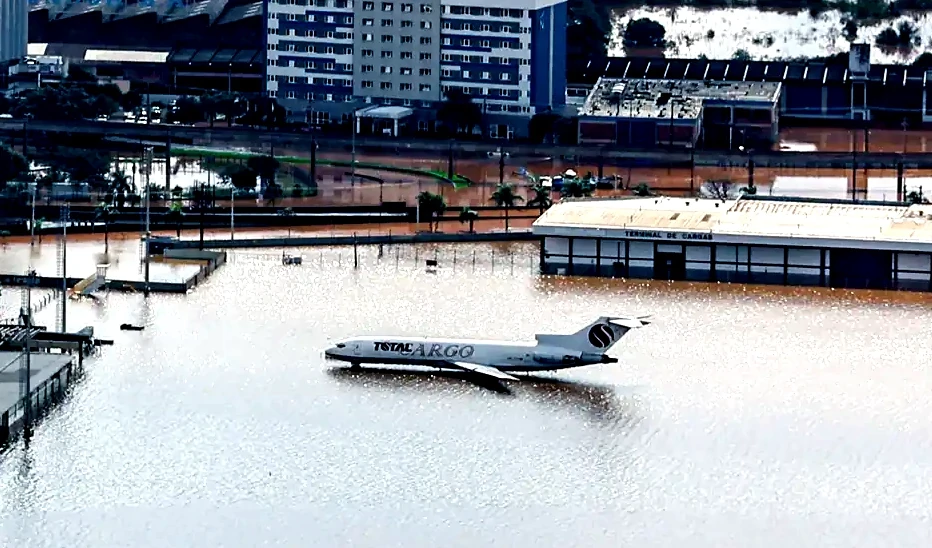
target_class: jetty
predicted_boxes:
[0,323,111,444]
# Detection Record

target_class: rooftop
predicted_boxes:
[579,78,781,120]
[533,196,932,249]
[575,56,930,87]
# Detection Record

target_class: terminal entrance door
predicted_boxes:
[654,251,686,281]
[829,248,892,290]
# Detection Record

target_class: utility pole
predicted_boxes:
[60,205,68,333]
[144,146,152,296]
[29,183,36,247]
[230,186,235,240]
[20,270,35,438]
[351,111,357,185]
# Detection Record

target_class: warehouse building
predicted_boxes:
[581,45,926,127]
[577,77,781,150]
[1,0,29,68]
[533,196,932,292]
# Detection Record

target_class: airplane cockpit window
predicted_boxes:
[336,343,346,348]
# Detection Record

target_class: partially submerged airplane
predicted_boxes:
[324,316,651,382]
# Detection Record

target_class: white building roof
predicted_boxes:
[355,106,413,120]
[533,196,932,251]
[84,49,170,64]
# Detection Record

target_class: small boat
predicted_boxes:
[120,323,145,331]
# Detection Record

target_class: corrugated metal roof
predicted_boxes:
[533,197,932,245]
[84,49,170,64]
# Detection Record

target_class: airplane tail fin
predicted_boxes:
[535,316,652,354]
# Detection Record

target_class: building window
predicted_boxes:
[400,83,412,91]
[381,50,393,58]
[401,20,412,27]
[500,73,510,81]
[363,18,374,25]
[481,72,489,79]
[344,16,353,23]
[419,52,431,60]
[442,69,450,77]
[442,22,451,30]
[381,82,392,90]
[362,33,374,41]
[400,67,412,75]
[362,80,374,88]
[362,49,374,57]
[481,24,490,31]
[401,2,412,11]
[419,84,431,92]
[420,21,431,29]
[363,1,374,8]
[419,3,430,12]
[381,66,393,74]
[401,36,413,43]
[287,91,295,99]
[381,19,393,26]
[362,65,374,72]
[400,51,413,59]
[419,68,431,76]
[382,2,392,10]
[442,37,451,45]
[420,37,431,45]
[382,35,394,42]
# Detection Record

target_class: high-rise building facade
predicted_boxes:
[0,0,28,67]
[264,0,566,137]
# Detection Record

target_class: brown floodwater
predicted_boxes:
[0,238,930,546]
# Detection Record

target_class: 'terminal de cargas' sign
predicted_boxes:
[374,341,475,359]
[625,230,713,241]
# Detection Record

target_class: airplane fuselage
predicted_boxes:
[324,336,617,372]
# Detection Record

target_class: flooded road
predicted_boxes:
[0,240,931,546]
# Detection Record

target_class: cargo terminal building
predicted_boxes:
[532,196,932,292]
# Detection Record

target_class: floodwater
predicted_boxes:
[0,239,931,546]
[612,7,930,63]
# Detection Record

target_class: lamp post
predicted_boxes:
[351,109,357,185]
[143,146,152,297]
[230,186,235,240]
[29,183,36,247]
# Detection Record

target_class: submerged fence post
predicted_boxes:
[491,250,495,271]
[453,248,457,267]
[353,232,359,269]
[511,253,515,274]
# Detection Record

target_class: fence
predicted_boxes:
[227,243,541,275]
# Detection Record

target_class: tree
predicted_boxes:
[733,49,751,60]
[94,202,113,254]
[633,183,653,197]
[489,183,523,232]
[50,148,112,193]
[109,169,132,207]
[458,207,478,233]
[561,179,594,199]
[247,155,280,199]
[567,0,611,82]
[623,18,666,48]
[527,183,553,214]
[436,88,482,136]
[0,145,29,190]
[906,189,929,204]
[168,201,184,237]
[223,164,259,193]
[416,191,446,232]
[704,179,735,200]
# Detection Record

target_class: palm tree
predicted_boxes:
[458,207,478,233]
[168,201,184,237]
[416,191,446,232]
[489,183,523,232]
[632,183,653,197]
[109,169,132,208]
[527,183,553,214]
[94,202,113,254]
[561,179,594,199]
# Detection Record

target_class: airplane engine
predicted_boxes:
[532,352,583,366]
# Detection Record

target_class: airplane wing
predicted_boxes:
[451,361,519,382]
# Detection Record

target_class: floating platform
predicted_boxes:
[0,351,76,444]
[534,195,932,292]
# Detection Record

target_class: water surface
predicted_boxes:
[0,242,930,547]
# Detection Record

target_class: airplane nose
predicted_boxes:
[600,355,618,364]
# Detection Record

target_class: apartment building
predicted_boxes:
[264,0,566,138]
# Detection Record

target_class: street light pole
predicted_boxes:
[144,147,152,297]
[351,110,356,185]
[29,183,36,247]
[230,186,235,240]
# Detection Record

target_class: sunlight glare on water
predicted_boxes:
[0,242,930,547]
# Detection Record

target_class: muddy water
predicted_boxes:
[611,6,929,64]
[1,240,931,546]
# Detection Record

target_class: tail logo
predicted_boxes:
[587,324,615,349]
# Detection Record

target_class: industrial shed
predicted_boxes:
[532,196,932,291]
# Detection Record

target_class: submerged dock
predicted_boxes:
[0,325,109,444]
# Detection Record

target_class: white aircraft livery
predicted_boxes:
[324,316,651,382]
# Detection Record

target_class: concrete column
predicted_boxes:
[393,118,398,137]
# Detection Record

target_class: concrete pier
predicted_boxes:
[0,351,76,443]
